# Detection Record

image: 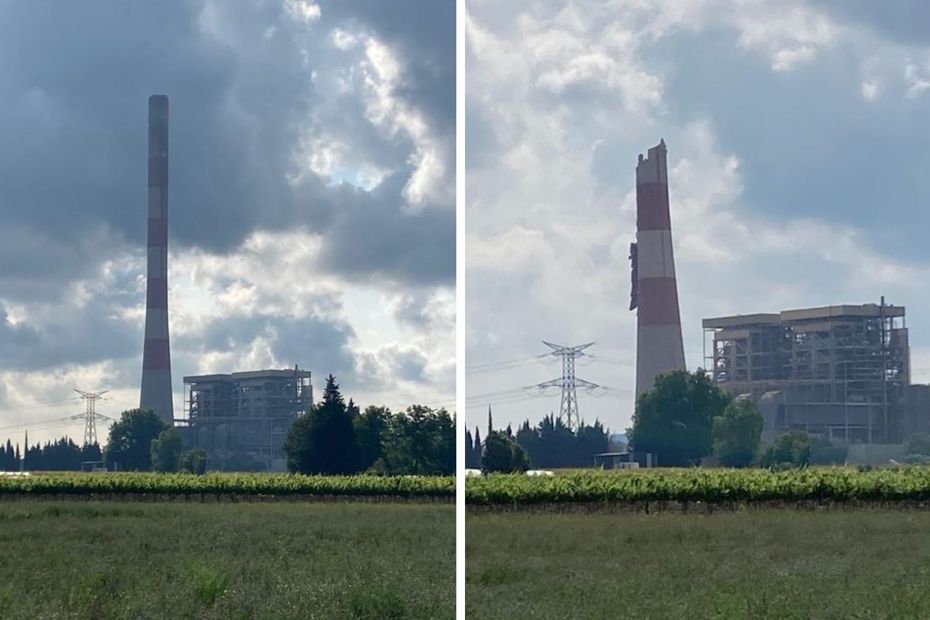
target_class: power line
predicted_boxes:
[0,397,82,414]
[466,352,630,374]
[464,394,547,410]
[586,354,634,366]
[421,400,459,409]
[465,354,551,374]
[465,386,533,402]
[0,416,82,433]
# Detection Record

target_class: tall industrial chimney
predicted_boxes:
[140,95,173,424]
[630,139,686,397]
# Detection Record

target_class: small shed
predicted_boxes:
[593,451,656,469]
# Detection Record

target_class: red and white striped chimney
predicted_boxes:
[631,139,686,397]
[140,95,173,424]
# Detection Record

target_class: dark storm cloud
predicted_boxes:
[0,302,138,372]
[322,0,455,129]
[351,344,429,391]
[315,174,455,284]
[0,0,454,302]
[388,346,429,383]
[391,292,437,330]
[0,252,145,372]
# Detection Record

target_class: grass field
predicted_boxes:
[467,508,930,619]
[0,501,454,619]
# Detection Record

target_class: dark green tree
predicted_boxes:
[481,430,529,473]
[81,442,103,464]
[150,428,183,472]
[514,421,538,464]
[381,406,455,475]
[629,370,731,466]
[537,415,576,466]
[13,437,84,470]
[179,449,208,474]
[104,409,169,471]
[0,440,14,471]
[284,374,358,474]
[511,415,608,469]
[576,420,610,464]
[473,428,482,467]
[354,405,390,471]
[510,439,530,471]
[43,438,83,470]
[712,399,763,467]
[464,428,477,469]
[760,430,812,468]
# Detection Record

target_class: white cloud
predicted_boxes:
[290,133,389,191]
[331,28,358,50]
[732,3,836,71]
[360,37,451,209]
[860,79,880,100]
[284,0,321,25]
[906,61,930,98]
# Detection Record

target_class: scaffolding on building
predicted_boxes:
[177,366,312,471]
[702,300,909,443]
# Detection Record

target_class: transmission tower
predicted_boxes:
[536,341,600,431]
[73,389,108,447]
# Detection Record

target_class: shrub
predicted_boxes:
[759,430,811,468]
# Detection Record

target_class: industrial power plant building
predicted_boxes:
[177,369,312,472]
[702,301,919,443]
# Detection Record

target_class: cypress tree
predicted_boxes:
[473,427,482,464]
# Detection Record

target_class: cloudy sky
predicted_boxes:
[465,0,930,435]
[0,0,455,446]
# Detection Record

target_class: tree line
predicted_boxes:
[466,369,818,472]
[285,375,455,475]
[0,438,102,471]
[2,373,455,476]
[630,369,811,468]
[465,409,610,472]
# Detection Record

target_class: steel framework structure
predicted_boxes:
[536,341,600,431]
[702,300,909,442]
[72,389,110,447]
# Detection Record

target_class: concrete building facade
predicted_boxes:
[178,368,312,471]
[703,302,911,443]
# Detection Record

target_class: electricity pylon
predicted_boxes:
[536,341,600,431]
[73,389,109,448]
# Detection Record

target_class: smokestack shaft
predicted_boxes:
[634,140,686,397]
[140,95,173,424]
